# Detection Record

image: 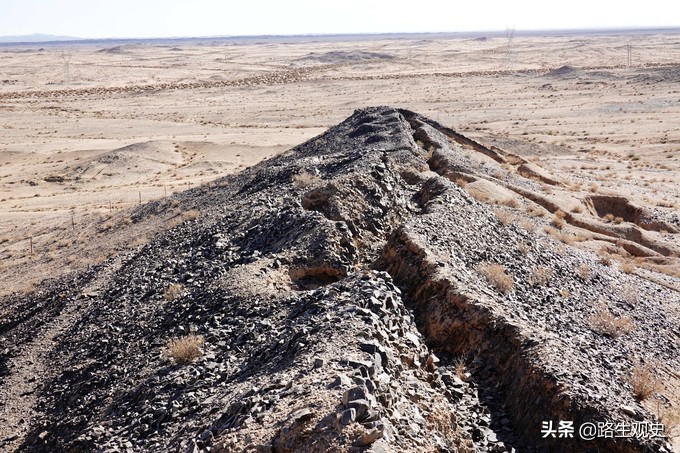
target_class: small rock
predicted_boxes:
[343,386,368,405]
[340,408,356,425]
[329,374,352,388]
[620,405,637,417]
[313,357,326,368]
[346,399,371,420]
[358,427,384,446]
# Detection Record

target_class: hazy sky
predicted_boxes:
[1,0,678,38]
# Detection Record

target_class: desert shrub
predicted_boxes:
[164,283,185,301]
[452,357,468,381]
[166,334,204,364]
[589,303,635,338]
[620,262,635,274]
[551,211,566,229]
[577,263,591,280]
[293,171,322,187]
[621,282,639,305]
[627,361,660,400]
[502,198,520,208]
[477,262,514,293]
[493,208,514,226]
[529,266,553,286]
[529,206,545,217]
[182,210,199,221]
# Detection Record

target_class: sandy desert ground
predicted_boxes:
[0,30,679,294]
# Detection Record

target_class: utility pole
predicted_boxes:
[506,27,515,71]
[61,51,71,83]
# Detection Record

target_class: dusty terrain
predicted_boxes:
[0,31,679,452]
[1,31,679,293]
[0,106,677,452]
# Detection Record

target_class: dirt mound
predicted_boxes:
[68,141,182,180]
[296,51,395,64]
[547,65,578,78]
[0,108,677,452]
[97,44,140,54]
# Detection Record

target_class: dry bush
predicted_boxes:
[529,266,553,286]
[551,213,566,229]
[613,216,624,224]
[164,283,185,301]
[468,188,491,203]
[589,183,599,193]
[621,282,639,305]
[604,213,615,222]
[493,208,514,226]
[529,206,546,217]
[620,261,635,274]
[543,225,558,239]
[518,219,535,233]
[502,198,520,209]
[627,361,660,400]
[577,263,591,280]
[477,262,514,294]
[166,334,204,365]
[556,231,576,245]
[293,171,323,187]
[560,289,571,299]
[452,177,468,188]
[517,243,530,255]
[571,205,584,214]
[182,210,199,221]
[659,404,680,438]
[598,249,612,266]
[589,304,635,338]
[452,357,468,381]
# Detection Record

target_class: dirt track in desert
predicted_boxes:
[0,31,679,294]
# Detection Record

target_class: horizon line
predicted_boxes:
[2,25,680,45]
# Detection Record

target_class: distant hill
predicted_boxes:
[0,34,81,43]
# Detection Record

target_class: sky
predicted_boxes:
[1,0,678,39]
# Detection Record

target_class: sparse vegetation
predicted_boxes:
[621,282,639,305]
[493,208,514,226]
[182,210,199,221]
[166,334,204,365]
[589,303,635,338]
[529,205,545,217]
[452,357,468,382]
[164,283,185,301]
[620,261,635,274]
[577,263,591,280]
[293,171,323,187]
[598,249,612,266]
[529,266,552,286]
[627,361,660,400]
[517,243,530,255]
[477,262,514,294]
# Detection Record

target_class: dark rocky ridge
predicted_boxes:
[0,107,677,452]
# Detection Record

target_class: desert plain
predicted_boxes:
[0,29,679,451]
[0,30,679,294]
